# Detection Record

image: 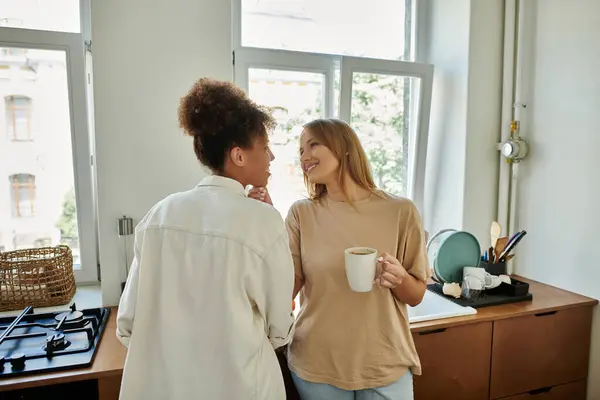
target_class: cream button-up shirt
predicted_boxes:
[116,175,295,400]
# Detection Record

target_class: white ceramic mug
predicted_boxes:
[463,266,509,290]
[344,247,378,292]
[462,267,486,290]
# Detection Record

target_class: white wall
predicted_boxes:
[421,0,502,246]
[421,0,469,234]
[513,1,600,397]
[462,0,503,246]
[91,0,231,305]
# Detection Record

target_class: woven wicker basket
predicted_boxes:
[0,245,76,312]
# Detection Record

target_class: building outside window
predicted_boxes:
[0,0,97,282]
[8,173,35,217]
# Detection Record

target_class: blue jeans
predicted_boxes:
[291,370,414,400]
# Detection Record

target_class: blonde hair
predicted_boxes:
[302,118,377,202]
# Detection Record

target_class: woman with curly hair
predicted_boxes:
[117,78,295,400]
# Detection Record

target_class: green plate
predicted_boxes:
[433,231,481,284]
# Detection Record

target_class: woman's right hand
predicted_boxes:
[247,186,273,206]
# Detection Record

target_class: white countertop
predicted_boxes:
[0,284,102,317]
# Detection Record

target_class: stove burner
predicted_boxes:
[44,332,70,354]
[54,304,85,330]
[55,310,83,323]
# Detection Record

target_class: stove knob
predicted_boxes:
[10,353,26,370]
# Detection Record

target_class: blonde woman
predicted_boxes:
[250,118,430,399]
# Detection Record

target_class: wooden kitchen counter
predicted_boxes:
[411,275,598,332]
[411,276,598,400]
[0,276,597,400]
[0,307,126,393]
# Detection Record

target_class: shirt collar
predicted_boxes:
[197,175,246,196]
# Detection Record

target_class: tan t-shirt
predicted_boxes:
[285,191,431,390]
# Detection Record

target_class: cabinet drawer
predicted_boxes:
[497,380,586,400]
[412,322,492,400]
[490,307,593,399]
[98,375,122,400]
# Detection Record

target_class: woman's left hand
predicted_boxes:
[375,253,407,289]
[247,186,273,205]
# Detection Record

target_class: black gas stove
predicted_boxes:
[0,303,110,378]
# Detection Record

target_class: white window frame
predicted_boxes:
[232,1,434,213]
[0,0,98,283]
[338,56,433,211]
[234,48,337,118]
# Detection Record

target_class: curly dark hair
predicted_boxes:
[178,78,276,172]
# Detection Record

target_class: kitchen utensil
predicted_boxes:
[490,221,502,249]
[494,236,509,263]
[503,231,520,252]
[117,215,134,293]
[498,230,527,262]
[427,229,481,284]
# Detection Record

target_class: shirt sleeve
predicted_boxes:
[116,206,155,348]
[116,224,144,348]
[400,202,432,282]
[284,205,304,281]
[260,229,296,349]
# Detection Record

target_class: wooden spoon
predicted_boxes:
[490,221,502,249]
[494,236,509,263]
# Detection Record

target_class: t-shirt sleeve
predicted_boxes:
[400,202,431,282]
[284,204,304,281]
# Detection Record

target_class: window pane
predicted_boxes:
[0,47,81,268]
[5,95,31,140]
[9,173,35,217]
[0,0,80,33]
[241,0,412,60]
[248,68,325,217]
[350,73,419,197]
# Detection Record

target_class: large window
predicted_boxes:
[240,0,413,61]
[0,1,97,282]
[0,0,81,33]
[5,95,32,141]
[9,173,35,217]
[234,0,433,218]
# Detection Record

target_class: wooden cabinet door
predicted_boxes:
[499,380,586,400]
[98,375,122,400]
[490,306,593,399]
[412,322,492,400]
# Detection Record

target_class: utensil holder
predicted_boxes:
[486,277,530,297]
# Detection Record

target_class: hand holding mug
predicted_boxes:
[375,253,407,289]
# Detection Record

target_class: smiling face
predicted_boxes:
[299,119,378,202]
[299,128,340,185]
[242,134,275,187]
[228,133,274,188]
